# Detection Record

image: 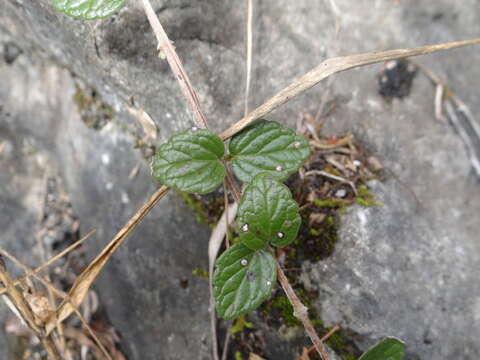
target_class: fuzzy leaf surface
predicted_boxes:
[52,0,125,19]
[213,243,276,319]
[152,129,225,194]
[359,337,405,360]
[229,120,310,183]
[237,174,301,250]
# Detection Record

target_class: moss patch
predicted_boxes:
[355,184,384,207]
[180,191,226,228]
[73,83,113,130]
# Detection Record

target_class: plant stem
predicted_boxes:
[223,162,241,202]
[141,0,208,129]
[276,263,330,360]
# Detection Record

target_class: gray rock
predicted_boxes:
[302,178,480,359]
[1,0,480,359]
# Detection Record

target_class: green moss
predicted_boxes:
[192,268,209,279]
[314,198,346,208]
[231,314,254,334]
[271,295,302,326]
[73,84,113,130]
[355,185,384,208]
[180,192,224,228]
[295,214,339,262]
[325,332,360,360]
[234,351,244,360]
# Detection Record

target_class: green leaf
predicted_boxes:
[213,242,276,319]
[229,120,310,183]
[236,173,301,250]
[52,0,125,20]
[359,337,405,360]
[152,128,226,194]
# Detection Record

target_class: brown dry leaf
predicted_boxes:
[309,213,327,226]
[367,156,383,172]
[24,292,54,324]
[46,186,169,334]
[127,106,158,141]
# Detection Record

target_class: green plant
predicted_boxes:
[152,119,310,318]
[358,337,405,360]
[39,1,480,359]
[52,0,125,20]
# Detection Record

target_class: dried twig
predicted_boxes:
[141,0,208,129]
[412,60,480,178]
[220,328,232,360]
[0,229,96,296]
[220,37,480,140]
[321,324,340,342]
[0,248,113,360]
[277,263,329,360]
[0,256,60,359]
[46,186,169,333]
[305,169,358,196]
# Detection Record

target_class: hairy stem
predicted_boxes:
[277,263,330,360]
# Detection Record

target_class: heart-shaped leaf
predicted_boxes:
[213,242,276,319]
[359,337,405,360]
[52,0,125,20]
[229,120,310,183]
[237,173,301,250]
[152,128,226,194]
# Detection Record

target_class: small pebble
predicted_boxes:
[240,259,248,266]
[335,188,347,198]
[277,232,285,239]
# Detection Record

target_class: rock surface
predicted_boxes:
[1,0,480,359]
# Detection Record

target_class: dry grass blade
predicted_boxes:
[127,106,158,141]
[1,248,114,360]
[0,257,60,359]
[220,37,480,140]
[141,0,208,129]
[0,229,96,297]
[208,202,238,360]
[46,186,169,334]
